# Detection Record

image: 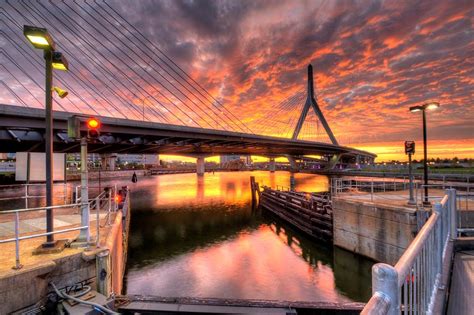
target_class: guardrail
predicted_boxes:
[361,189,457,314]
[331,177,473,210]
[0,185,118,270]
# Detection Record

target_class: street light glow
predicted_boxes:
[23,25,55,50]
[425,102,440,110]
[409,102,440,112]
[25,35,50,47]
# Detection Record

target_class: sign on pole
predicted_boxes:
[405,141,415,155]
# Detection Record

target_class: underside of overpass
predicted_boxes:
[0,104,376,165]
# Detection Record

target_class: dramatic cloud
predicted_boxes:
[1,0,473,160]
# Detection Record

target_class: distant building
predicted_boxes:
[220,155,241,164]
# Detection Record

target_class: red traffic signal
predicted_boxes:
[86,117,101,138]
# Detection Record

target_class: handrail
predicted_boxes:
[0,185,117,270]
[394,211,439,287]
[0,203,81,214]
[362,188,457,315]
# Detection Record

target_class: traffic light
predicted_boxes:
[86,117,101,139]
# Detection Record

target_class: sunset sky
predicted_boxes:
[1,0,473,161]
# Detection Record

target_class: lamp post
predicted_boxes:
[24,25,69,247]
[409,102,440,206]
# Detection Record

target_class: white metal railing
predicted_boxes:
[361,189,457,314]
[331,177,473,210]
[331,177,418,203]
[0,185,118,270]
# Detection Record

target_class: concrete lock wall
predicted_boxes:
[0,251,97,314]
[332,198,417,264]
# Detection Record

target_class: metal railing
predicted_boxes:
[331,177,473,209]
[361,189,457,314]
[0,185,118,270]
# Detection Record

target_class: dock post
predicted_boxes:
[250,176,256,204]
[96,249,111,296]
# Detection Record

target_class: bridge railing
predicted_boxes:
[361,189,457,315]
[0,186,117,270]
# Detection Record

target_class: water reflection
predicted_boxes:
[125,171,372,302]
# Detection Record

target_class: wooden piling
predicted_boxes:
[250,176,256,204]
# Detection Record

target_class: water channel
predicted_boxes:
[124,171,374,303]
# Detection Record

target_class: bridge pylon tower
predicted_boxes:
[292,64,338,145]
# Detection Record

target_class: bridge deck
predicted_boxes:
[0,104,376,158]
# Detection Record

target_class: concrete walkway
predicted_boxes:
[447,249,474,314]
[0,211,111,274]
[0,213,106,238]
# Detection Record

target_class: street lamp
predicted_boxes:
[24,25,69,248]
[409,102,440,205]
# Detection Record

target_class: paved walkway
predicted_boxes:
[0,210,113,274]
[0,213,106,238]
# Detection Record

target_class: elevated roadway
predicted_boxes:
[0,104,376,161]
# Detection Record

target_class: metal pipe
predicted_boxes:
[0,226,88,243]
[13,211,21,269]
[78,137,90,243]
[422,109,429,204]
[96,195,100,247]
[448,189,457,239]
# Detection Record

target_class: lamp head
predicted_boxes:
[53,86,68,99]
[23,25,55,50]
[409,106,423,112]
[52,51,69,71]
[424,102,440,110]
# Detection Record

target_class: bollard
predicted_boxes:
[96,249,111,296]
[372,263,399,315]
[96,196,100,248]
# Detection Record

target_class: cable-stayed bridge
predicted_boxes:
[0,1,376,171]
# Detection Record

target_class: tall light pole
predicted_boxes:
[24,25,69,247]
[409,102,440,206]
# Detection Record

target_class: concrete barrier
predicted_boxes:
[332,198,417,264]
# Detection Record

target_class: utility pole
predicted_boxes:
[44,48,54,246]
[78,137,90,243]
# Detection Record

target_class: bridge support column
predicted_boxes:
[287,156,298,172]
[269,158,276,173]
[324,154,341,171]
[196,156,205,176]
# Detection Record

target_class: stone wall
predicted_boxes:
[332,198,418,264]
